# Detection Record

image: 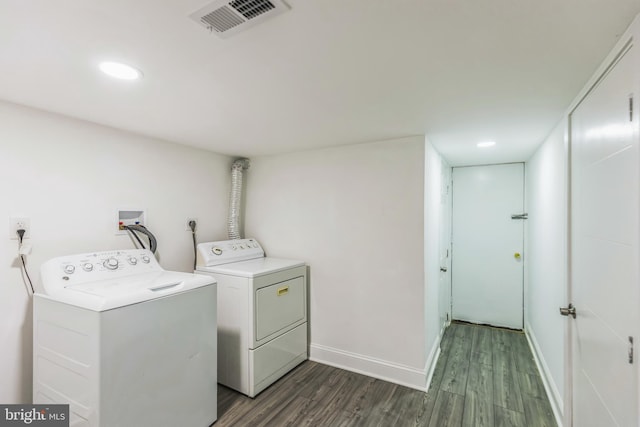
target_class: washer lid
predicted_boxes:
[197,257,304,278]
[40,271,215,312]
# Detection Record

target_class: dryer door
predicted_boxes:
[255,276,305,342]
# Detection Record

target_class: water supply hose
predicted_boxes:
[124,224,158,254]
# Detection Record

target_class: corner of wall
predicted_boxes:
[524,118,567,427]
[525,323,564,427]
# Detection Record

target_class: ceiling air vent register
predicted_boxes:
[189,0,290,38]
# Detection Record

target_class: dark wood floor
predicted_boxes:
[214,322,557,426]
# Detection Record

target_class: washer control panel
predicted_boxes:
[40,249,161,294]
[196,238,264,267]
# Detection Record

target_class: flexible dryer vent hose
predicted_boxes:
[228,158,250,240]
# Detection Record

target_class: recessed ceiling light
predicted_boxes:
[477,141,496,148]
[99,61,143,80]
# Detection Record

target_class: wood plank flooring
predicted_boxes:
[214,322,557,426]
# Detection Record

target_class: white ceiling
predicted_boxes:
[0,0,638,166]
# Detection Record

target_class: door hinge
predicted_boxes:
[630,94,634,122]
[559,303,576,319]
[629,336,634,364]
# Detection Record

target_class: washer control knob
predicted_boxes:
[82,263,93,272]
[104,258,119,270]
[141,255,151,264]
[63,264,76,274]
[211,247,223,256]
[128,257,138,265]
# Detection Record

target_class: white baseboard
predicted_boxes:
[424,335,441,391]
[310,343,433,391]
[525,322,564,427]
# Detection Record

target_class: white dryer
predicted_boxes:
[34,249,217,427]
[195,238,307,398]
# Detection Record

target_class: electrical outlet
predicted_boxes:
[186,218,198,231]
[10,217,31,240]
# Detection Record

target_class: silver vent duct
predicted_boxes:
[228,158,250,240]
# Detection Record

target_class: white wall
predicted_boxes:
[0,101,232,403]
[525,118,567,419]
[244,136,428,389]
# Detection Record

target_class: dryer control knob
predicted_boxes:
[104,258,119,270]
[128,257,138,265]
[82,263,93,272]
[63,264,76,274]
[141,255,151,264]
[211,247,223,256]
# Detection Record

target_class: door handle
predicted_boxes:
[559,304,576,319]
[440,267,447,272]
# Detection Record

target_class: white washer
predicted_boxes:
[34,249,217,427]
[195,238,307,398]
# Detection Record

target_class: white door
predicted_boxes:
[439,162,452,327]
[569,42,638,427]
[451,163,524,329]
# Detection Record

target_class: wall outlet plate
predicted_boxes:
[10,217,30,240]
[186,218,198,231]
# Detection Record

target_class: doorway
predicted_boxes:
[451,163,525,329]
[439,162,452,329]
[568,41,638,426]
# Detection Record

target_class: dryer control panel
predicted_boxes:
[196,238,264,267]
[40,249,161,293]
